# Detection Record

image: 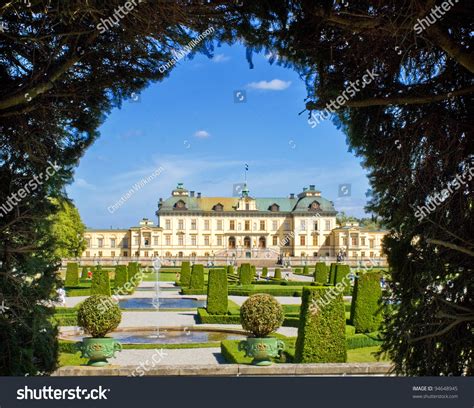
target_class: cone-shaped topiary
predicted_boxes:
[190,264,204,289]
[274,268,282,279]
[314,262,329,285]
[351,272,383,333]
[180,261,191,287]
[239,263,252,285]
[334,264,350,285]
[295,287,347,363]
[127,262,139,281]
[81,266,88,280]
[240,294,284,338]
[114,265,128,291]
[303,265,310,275]
[262,267,268,278]
[65,263,79,287]
[207,268,228,315]
[90,266,111,296]
[77,295,122,338]
[328,263,337,284]
[227,265,234,275]
[250,265,256,280]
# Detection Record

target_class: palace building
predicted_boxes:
[81,183,387,263]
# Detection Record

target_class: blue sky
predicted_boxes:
[67,42,372,229]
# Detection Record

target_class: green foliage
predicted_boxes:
[295,287,347,363]
[206,268,228,315]
[81,266,88,280]
[197,308,241,324]
[294,268,302,274]
[239,263,252,285]
[240,294,284,337]
[346,332,382,350]
[274,268,282,279]
[314,262,329,285]
[351,272,383,333]
[334,264,350,285]
[90,266,111,296]
[180,261,191,287]
[114,265,128,291]
[127,262,139,281]
[250,265,256,280]
[303,265,309,275]
[226,265,234,275]
[190,264,204,290]
[262,267,268,277]
[328,263,337,285]
[64,263,79,287]
[77,295,121,338]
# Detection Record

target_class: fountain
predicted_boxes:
[148,257,165,339]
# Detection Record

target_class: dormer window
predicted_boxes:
[309,200,320,211]
[174,200,187,210]
[213,203,224,211]
[269,203,280,212]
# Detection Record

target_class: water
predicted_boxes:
[68,329,246,344]
[118,297,206,309]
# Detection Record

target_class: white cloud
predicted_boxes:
[212,54,230,63]
[194,130,210,138]
[75,178,96,190]
[246,79,291,91]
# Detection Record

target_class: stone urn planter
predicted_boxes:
[239,294,285,366]
[76,295,122,367]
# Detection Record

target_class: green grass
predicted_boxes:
[346,346,389,363]
[59,352,88,367]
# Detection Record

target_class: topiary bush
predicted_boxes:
[250,265,256,280]
[81,266,88,280]
[114,265,128,291]
[328,263,337,284]
[274,268,282,280]
[294,287,347,363]
[190,264,205,290]
[77,295,122,338]
[261,267,268,278]
[206,268,228,315]
[240,294,284,337]
[65,263,79,287]
[295,268,302,274]
[351,272,383,333]
[314,262,329,285]
[90,266,111,296]
[180,261,191,287]
[334,264,350,285]
[303,265,310,275]
[227,265,234,275]
[127,262,139,281]
[239,263,252,285]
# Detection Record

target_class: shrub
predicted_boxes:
[334,264,350,285]
[90,266,111,296]
[239,263,252,285]
[190,264,205,290]
[64,263,79,287]
[240,294,284,337]
[114,265,128,291]
[250,265,256,280]
[261,267,268,278]
[295,268,302,274]
[274,268,282,279]
[351,272,383,333]
[346,332,382,349]
[303,265,310,275]
[180,261,191,287]
[197,308,241,324]
[294,287,347,363]
[207,268,228,315]
[77,295,121,338]
[328,263,337,284]
[314,262,329,285]
[81,266,88,280]
[227,265,234,275]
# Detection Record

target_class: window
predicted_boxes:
[98,238,103,248]
[270,203,280,212]
[272,220,278,231]
[86,251,90,257]
[361,251,365,257]
[300,235,306,246]
[313,221,318,231]
[123,251,128,257]
[165,251,172,257]
[165,219,171,229]
[370,251,374,258]
[204,236,210,246]
[272,236,278,246]
[229,220,235,230]
[260,220,265,230]
[300,220,306,230]
[216,236,222,246]
[325,220,331,230]
[190,236,197,246]
[165,235,171,245]
[342,237,347,246]
[204,220,210,230]
[144,238,150,246]
[361,237,366,246]
[153,236,159,245]
[216,220,223,230]
[144,251,149,257]
[351,235,358,246]
[213,203,223,211]
[178,219,184,229]
[134,237,139,246]
[122,238,128,248]
[312,235,318,246]
[154,251,159,257]
[178,236,184,246]
[352,251,357,257]
[369,239,374,249]
[191,219,197,230]
[244,220,250,231]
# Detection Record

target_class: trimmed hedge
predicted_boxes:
[294,287,347,363]
[128,262,139,281]
[65,263,79,287]
[351,272,383,333]
[314,262,329,285]
[90,266,111,296]
[262,267,268,278]
[114,265,128,291]
[303,265,310,275]
[226,265,234,275]
[334,264,350,285]
[239,263,252,285]
[346,332,382,349]
[190,264,205,290]
[229,286,302,297]
[328,263,337,284]
[274,268,282,280]
[294,268,302,275]
[207,268,228,315]
[180,288,207,295]
[197,308,241,324]
[250,265,256,280]
[180,261,191,287]
[81,266,89,280]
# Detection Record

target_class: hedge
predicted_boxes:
[250,265,256,280]
[274,268,282,280]
[328,263,337,285]
[128,262,139,281]
[197,308,241,324]
[189,264,205,290]
[90,266,111,296]
[334,264,350,285]
[239,263,252,285]
[207,268,228,314]
[294,268,302,275]
[261,267,268,278]
[227,265,234,275]
[65,263,79,287]
[81,266,89,280]
[229,286,302,297]
[346,332,382,349]
[314,262,329,285]
[351,272,383,333]
[180,261,191,287]
[114,265,128,291]
[294,287,347,363]
[180,288,207,295]
[303,265,310,275]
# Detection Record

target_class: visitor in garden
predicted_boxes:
[57,288,66,306]
[87,270,92,280]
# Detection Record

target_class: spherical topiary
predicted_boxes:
[240,294,284,338]
[77,295,122,338]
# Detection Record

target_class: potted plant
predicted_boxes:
[238,294,285,366]
[76,295,122,367]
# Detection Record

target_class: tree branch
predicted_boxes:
[426,238,474,257]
